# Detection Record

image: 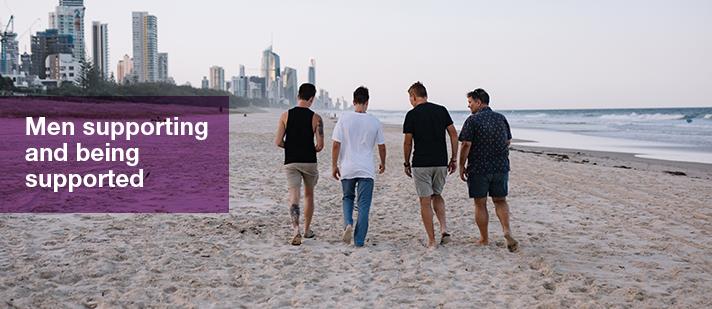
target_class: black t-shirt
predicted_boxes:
[403,102,454,167]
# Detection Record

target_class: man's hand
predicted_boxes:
[332,166,341,180]
[448,158,457,175]
[459,167,467,182]
[378,163,385,174]
[404,165,412,178]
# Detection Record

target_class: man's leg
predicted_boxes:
[474,197,489,245]
[493,197,518,252]
[419,196,436,248]
[354,178,374,247]
[303,185,314,235]
[341,179,356,243]
[288,187,301,241]
[301,163,319,238]
[432,194,448,235]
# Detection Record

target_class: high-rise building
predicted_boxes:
[1,15,19,75]
[20,52,31,75]
[282,67,298,106]
[201,76,209,89]
[132,12,158,83]
[209,66,224,91]
[261,46,281,102]
[157,52,168,82]
[49,0,85,61]
[239,64,245,77]
[116,54,133,84]
[308,58,316,85]
[30,29,74,79]
[91,21,109,79]
[248,76,266,99]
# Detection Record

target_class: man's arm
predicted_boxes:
[313,113,325,152]
[332,141,341,180]
[274,112,287,148]
[378,144,386,174]
[403,133,413,177]
[446,124,458,174]
[459,141,471,182]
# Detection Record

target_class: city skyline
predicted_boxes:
[1,0,711,110]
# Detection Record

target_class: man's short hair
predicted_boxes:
[467,88,490,105]
[408,81,427,98]
[353,86,369,104]
[298,83,317,100]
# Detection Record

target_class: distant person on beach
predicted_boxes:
[331,86,386,247]
[274,83,325,246]
[458,88,519,252]
[403,81,458,248]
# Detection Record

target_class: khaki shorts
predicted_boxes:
[284,163,319,189]
[412,166,448,197]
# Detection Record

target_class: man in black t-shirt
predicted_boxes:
[275,83,325,246]
[403,82,458,249]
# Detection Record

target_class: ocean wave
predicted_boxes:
[704,114,712,120]
[523,113,548,118]
[599,112,686,121]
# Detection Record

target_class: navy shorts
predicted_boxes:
[467,172,509,198]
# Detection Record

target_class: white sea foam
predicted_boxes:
[599,112,686,121]
[524,113,548,118]
[704,114,712,120]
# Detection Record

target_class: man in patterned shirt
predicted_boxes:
[458,88,519,252]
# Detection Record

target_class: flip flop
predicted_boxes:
[304,230,315,239]
[291,234,302,246]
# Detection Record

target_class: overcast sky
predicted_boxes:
[3,0,711,110]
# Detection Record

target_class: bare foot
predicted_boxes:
[342,225,353,244]
[291,234,302,246]
[427,241,438,250]
[440,232,451,245]
[476,239,489,246]
[504,234,519,252]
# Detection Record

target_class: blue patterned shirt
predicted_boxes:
[458,107,512,175]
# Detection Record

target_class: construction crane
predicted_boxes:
[1,15,15,74]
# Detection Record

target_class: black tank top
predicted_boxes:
[284,107,317,164]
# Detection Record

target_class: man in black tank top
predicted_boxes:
[274,83,324,245]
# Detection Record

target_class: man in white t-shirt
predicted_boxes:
[331,86,387,247]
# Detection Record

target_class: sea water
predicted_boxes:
[359,107,712,164]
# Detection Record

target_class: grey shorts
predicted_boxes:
[284,163,319,189]
[412,166,448,197]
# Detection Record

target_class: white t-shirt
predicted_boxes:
[332,111,385,179]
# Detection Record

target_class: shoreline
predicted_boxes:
[383,123,712,180]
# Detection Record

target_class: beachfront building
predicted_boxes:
[157,52,168,82]
[91,21,109,79]
[49,0,86,61]
[132,12,158,83]
[201,76,209,89]
[30,29,74,79]
[0,30,19,75]
[209,66,225,91]
[116,54,133,84]
[261,45,281,102]
[45,53,79,84]
[20,52,31,75]
[282,66,298,106]
[308,58,316,85]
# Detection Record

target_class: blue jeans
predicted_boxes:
[341,178,374,247]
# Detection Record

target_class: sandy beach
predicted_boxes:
[1,109,711,308]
